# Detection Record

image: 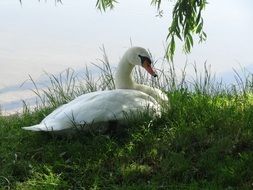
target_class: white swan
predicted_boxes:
[22,47,168,132]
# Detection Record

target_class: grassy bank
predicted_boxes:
[1,53,253,189]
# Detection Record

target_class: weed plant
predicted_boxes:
[0,48,253,189]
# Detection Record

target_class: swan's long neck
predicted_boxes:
[115,56,135,89]
[115,56,168,104]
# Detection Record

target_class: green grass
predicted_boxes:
[1,51,253,189]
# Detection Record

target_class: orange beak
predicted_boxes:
[142,60,157,77]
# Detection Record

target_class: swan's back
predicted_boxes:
[22,47,169,132]
[22,89,160,131]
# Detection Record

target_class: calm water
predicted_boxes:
[0,0,253,114]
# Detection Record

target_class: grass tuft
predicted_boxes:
[1,49,253,189]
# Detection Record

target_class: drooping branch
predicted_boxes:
[95,0,118,11]
[96,0,207,62]
[166,0,207,61]
[18,0,207,62]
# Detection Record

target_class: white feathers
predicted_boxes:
[22,47,168,132]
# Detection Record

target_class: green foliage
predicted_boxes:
[96,0,118,11]
[1,54,253,189]
[167,0,207,61]
[1,87,253,189]
[151,0,162,10]
[96,0,207,61]
[19,0,207,61]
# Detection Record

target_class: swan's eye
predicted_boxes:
[138,55,151,66]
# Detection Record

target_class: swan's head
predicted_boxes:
[126,47,157,77]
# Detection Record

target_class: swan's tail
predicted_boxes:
[22,121,72,132]
[22,124,54,131]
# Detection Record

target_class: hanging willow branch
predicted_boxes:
[95,0,118,11]
[19,0,207,62]
[166,0,207,61]
[96,0,207,62]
